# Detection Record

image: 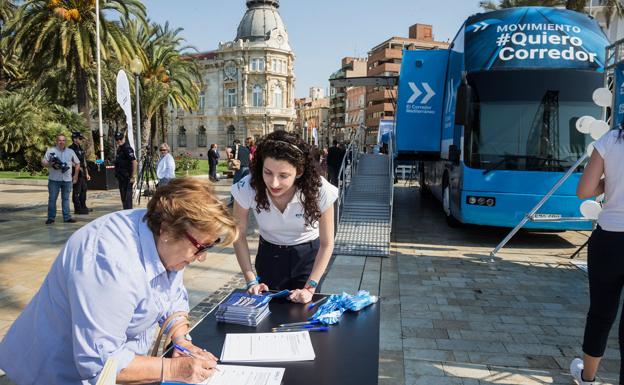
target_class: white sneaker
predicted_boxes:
[570,358,596,385]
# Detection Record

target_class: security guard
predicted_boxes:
[69,132,91,215]
[114,132,137,210]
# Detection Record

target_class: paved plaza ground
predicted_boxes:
[0,179,618,384]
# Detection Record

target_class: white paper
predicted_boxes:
[220,331,315,362]
[201,365,285,385]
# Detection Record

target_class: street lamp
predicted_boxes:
[130,57,143,166]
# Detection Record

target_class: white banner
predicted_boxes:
[116,70,135,151]
[312,127,318,146]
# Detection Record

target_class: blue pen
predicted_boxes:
[271,326,329,333]
[173,344,221,372]
[307,296,328,311]
[278,320,321,327]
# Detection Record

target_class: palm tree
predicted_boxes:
[123,19,201,160]
[7,0,146,159]
[0,0,16,90]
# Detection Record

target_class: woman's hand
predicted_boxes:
[247,283,269,295]
[166,356,217,384]
[172,340,218,362]
[288,288,314,304]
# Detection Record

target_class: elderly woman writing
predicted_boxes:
[0,178,237,384]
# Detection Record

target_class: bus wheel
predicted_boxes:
[443,177,461,228]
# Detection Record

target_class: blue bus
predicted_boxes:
[395,7,609,229]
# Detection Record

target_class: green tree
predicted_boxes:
[0,0,18,90]
[7,0,146,159]
[0,88,86,171]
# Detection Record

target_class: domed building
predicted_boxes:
[171,0,296,156]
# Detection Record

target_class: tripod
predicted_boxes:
[136,146,158,205]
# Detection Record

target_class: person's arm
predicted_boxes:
[167,155,176,178]
[577,150,605,199]
[232,201,269,293]
[118,355,217,384]
[71,152,80,184]
[42,149,50,167]
[288,206,335,304]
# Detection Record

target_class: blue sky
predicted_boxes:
[143,0,483,97]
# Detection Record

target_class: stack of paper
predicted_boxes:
[220,331,316,362]
[215,292,271,326]
[95,357,117,385]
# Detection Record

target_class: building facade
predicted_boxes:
[295,89,330,146]
[328,57,367,141]
[171,0,296,156]
[586,0,624,42]
[365,24,448,138]
[345,86,366,134]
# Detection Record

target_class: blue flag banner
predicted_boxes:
[396,49,449,155]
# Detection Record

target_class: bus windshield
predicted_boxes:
[465,70,602,172]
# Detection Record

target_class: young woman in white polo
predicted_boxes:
[231,131,338,304]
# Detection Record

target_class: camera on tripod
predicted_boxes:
[49,153,70,173]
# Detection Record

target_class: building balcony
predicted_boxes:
[367,102,395,114]
[368,48,403,66]
[220,107,239,116]
[368,89,397,102]
[367,62,401,77]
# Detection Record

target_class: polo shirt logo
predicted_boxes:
[295,214,304,218]
[238,181,246,188]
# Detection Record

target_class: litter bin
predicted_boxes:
[87,162,118,190]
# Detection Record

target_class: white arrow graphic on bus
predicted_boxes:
[473,21,489,32]
[407,82,422,103]
[408,82,436,105]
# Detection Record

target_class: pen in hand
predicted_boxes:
[173,344,221,372]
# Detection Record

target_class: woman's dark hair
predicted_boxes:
[250,131,322,226]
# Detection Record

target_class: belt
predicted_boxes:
[259,236,316,249]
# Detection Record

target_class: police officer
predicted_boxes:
[114,132,137,210]
[69,132,91,215]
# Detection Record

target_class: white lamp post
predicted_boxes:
[130,58,143,165]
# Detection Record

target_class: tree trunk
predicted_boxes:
[141,115,152,163]
[159,105,168,145]
[75,61,95,159]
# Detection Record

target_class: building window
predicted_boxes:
[226,88,237,108]
[251,58,265,71]
[252,85,263,107]
[198,92,205,114]
[272,58,277,72]
[178,127,187,147]
[272,85,283,108]
[227,125,236,146]
[197,125,207,147]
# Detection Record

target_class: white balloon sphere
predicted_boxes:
[576,115,595,134]
[589,119,610,140]
[580,200,602,220]
[587,142,595,157]
[592,87,613,107]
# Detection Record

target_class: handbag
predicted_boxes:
[150,311,190,357]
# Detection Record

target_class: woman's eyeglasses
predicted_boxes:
[184,232,220,256]
[160,148,167,152]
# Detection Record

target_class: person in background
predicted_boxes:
[571,125,624,385]
[246,137,256,162]
[69,131,91,215]
[114,132,138,210]
[42,133,80,224]
[0,178,238,385]
[208,143,220,182]
[319,147,328,179]
[156,143,175,187]
[228,139,250,206]
[231,131,338,304]
[326,140,343,186]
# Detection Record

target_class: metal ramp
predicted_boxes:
[333,132,393,257]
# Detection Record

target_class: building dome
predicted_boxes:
[235,0,286,42]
